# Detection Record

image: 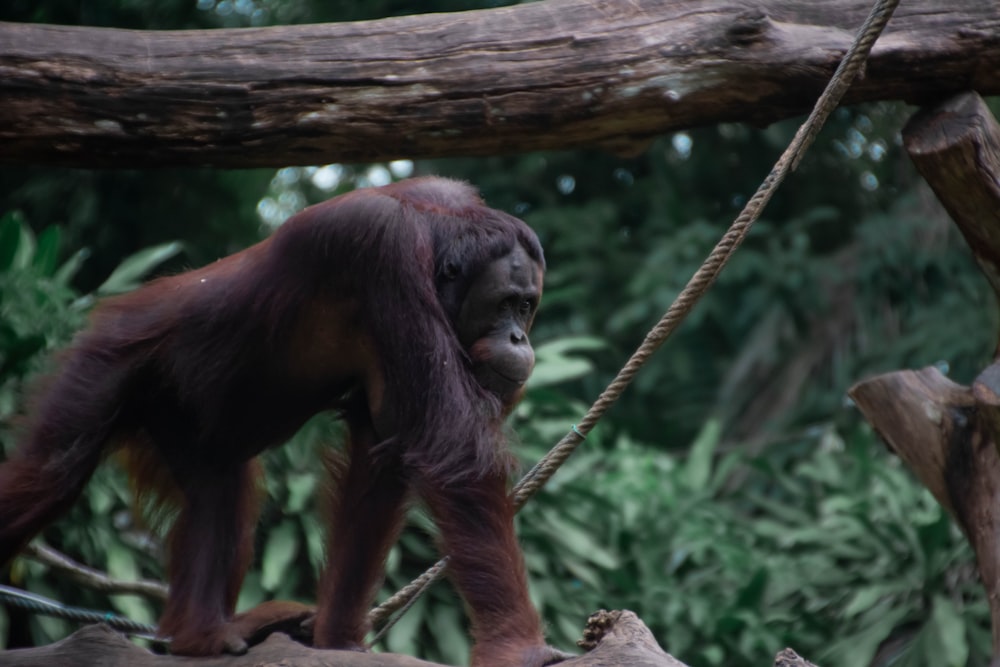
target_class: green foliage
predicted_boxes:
[0,212,87,414]
[0,167,271,291]
[0,212,185,648]
[95,242,184,296]
[516,421,988,667]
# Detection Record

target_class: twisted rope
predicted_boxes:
[0,584,158,638]
[369,0,900,644]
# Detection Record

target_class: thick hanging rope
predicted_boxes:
[369,0,901,643]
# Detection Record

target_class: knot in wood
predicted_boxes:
[578,609,620,651]
[726,10,771,46]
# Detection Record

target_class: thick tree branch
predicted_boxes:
[0,612,657,667]
[0,611,819,667]
[849,368,1000,655]
[0,0,997,168]
[23,543,168,601]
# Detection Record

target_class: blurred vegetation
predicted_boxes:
[0,1,996,666]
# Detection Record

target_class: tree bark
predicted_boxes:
[903,92,1000,321]
[0,610,819,667]
[0,0,997,168]
[849,368,1000,657]
[849,91,1000,658]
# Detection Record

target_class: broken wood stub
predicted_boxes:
[848,368,1000,561]
[848,369,973,517]
[903,92,1000,312]
[575,610,686,666]
[849,368,1000,656]
[850,91,1000,657]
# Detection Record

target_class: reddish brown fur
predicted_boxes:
[0,177,555,666]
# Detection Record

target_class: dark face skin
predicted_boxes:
[456,244,543,402]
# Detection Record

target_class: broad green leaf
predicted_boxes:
[843,586,890,617]
[734,568,768,609]
[54,248,90,286]
[236,570,265,612]
[96,241,183,295]
[0,606,8,649]
[926,595,968,666]
[428,604,468,666]
[87,484,115,514]
[11,224,35,271]
[561,557,602,589]
[33,612,70,646]
[380,593,426,655]
[32,226,61,277]
[111,593,155,626]
[300,513,326,573]
[105,543,138,581]
[285,472,317,514]
[0,212,23,271]
[0,212,34,272]
[684,418,721,490]
[384,543,400,575]
[261,520,299,592]
[528,336,606,387]
[533,336,605,356]
[820,606,908,667]
[554,614,580,649]
[527,357,593,387]
[540,510,618,568]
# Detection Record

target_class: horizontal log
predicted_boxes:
[0,0,997,167]
[0,610,702,667]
